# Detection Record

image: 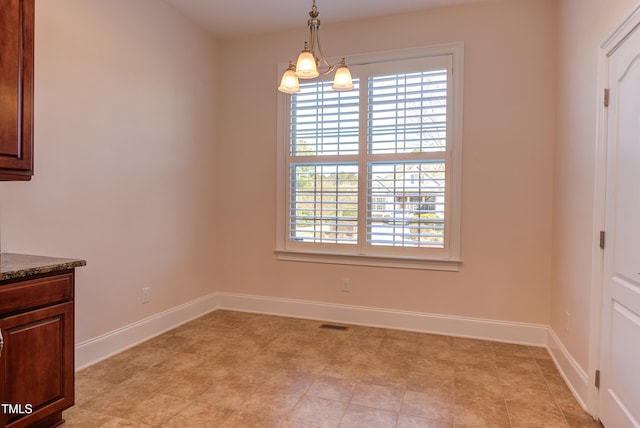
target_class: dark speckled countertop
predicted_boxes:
[0,253,86,282]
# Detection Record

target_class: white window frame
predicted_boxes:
[276,43,464,271]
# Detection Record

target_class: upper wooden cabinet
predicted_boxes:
[0,0,34,181]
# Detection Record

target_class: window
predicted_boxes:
[276,44,463,270]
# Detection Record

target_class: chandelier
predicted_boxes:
[278,0,354,94]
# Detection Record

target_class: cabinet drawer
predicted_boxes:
[0,273,73,316]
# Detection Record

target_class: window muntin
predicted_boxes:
[277,45,463,268]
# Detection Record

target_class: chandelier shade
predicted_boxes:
[332,60,354,91]
[278,0,353,93]
[278,62,301,94]
[295,44,320,78]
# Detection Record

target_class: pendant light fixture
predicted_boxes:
[278,0,354,94]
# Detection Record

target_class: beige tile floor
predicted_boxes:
[61,310,603,427]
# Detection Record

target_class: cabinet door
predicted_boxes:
[0,0,34,180]
[0,302,74,428]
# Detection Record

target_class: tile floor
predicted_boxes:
[61,310,603,427]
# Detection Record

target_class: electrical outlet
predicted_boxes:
[341,278,351,292]
[142,287,151,304]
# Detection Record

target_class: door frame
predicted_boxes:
[588,3,640,418]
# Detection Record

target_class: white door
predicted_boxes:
[599,22,640,428]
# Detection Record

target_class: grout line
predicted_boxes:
[70,311,594,427]
[497,344,515,428]
[533,348,572,428]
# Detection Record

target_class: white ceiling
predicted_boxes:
[162,0,487,38]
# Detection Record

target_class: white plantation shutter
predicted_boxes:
[291,80,360,156]
[366,68,448,249]
[368,70,448,154]
[278,45,463,269]
[289,80,361,244]
[367,161,445,248]
[290,163,358,244]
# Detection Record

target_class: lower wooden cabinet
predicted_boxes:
[0,272,75,428]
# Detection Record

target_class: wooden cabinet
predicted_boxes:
[0,272,75,428]
[0,0,35,181]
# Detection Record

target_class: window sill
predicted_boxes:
[275,250,461,271]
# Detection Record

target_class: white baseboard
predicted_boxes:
[75,291,587,413]
[224,293,590,411]
[74,293,220,370]
[547,327,590,409]
[215,292,549,346]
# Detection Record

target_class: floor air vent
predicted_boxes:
[319,323,349,331]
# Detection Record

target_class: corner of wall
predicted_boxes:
[547,327,590,411]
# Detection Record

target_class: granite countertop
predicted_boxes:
[0,253,86,282]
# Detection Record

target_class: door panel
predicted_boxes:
[609,302,640,423]
[599,22,640,428]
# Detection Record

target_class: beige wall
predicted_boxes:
[0,0,561,351]
[552,0,639,372]
[216,0,556,324]
[0,0,636,398]
[0,0,220,343]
